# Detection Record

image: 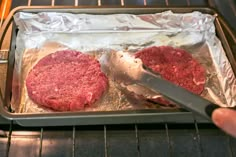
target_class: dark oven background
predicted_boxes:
[0,0,236,157]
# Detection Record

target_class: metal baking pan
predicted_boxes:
[0,6,235,126]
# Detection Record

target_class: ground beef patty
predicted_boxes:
[135,46,206,106]
[26,50,108,111]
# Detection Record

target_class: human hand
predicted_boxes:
[212,108,236,138]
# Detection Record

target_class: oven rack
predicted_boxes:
[1,0,236,29]
[0,122,236,157]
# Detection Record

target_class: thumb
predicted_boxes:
[212,108,236,138]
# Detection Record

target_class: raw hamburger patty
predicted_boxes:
[26,50,108,111]
[135,46,206,105]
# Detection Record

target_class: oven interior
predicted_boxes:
[0,0,236,157]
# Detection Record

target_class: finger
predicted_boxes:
[212,108,236,138]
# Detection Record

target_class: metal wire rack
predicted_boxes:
[0,122,235,157]
[0,0,236,157]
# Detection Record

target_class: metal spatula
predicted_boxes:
[100,50,235,121]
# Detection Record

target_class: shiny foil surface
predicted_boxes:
[11,11,236,113]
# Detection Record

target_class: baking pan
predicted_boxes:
[0,6,235,126]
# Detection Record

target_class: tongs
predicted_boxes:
[100,50,235,121]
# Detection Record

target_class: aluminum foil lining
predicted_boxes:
[11,11,236,113]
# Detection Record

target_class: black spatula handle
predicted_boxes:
[205,104,236,117]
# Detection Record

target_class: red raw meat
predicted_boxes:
[26,50,108,111]
[135,46,206,106]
